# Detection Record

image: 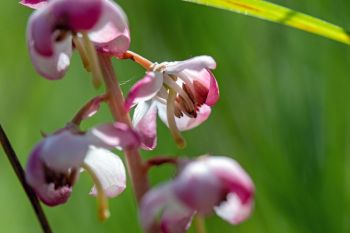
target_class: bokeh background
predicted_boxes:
[1,0,350,232]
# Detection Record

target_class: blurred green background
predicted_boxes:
[1,0,350,232]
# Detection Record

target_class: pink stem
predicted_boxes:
[98,53,149,203]
[71,94,107,125]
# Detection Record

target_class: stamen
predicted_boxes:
[164,75,195,112]
[167,89,186,149]
[82,162,110,222]
[81,32,104,89]
[72,36,91,72]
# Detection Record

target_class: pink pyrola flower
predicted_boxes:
[125,56,219,150]
[26,123,139,213]
[140,156,254,232]
[174,156,255,224]
[140,184,195,233]
[25,0,130,79]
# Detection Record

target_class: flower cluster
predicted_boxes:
[21,0,255,231]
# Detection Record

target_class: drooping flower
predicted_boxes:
[125,56,219,150]
[139,156,254,233]
[25,0,130,80]
[140,184,195,233]
[26,122,139,219]
[173,156,255,224]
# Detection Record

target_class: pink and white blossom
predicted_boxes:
[139,156,254,233]
[140,184,195,233]
[25,0,130,79]
[26,123,139,206]
[125,56,219,150]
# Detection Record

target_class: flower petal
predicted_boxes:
[166,56,216,74]
[88,122,140,150]
[179,69,219,106]
[205,156,255,224]
[26,142,73,206]
[27,9,72,79]
[157,103,211,131]
[89,0,130,56]
[50,0,102,32]
[133,101,158,150]
[125,72,163,111]
[173,160,223,214]
[140,184,195,233]
[40,130,91,172]
[85,147,126,198]
[214,192,254,225]
[20,0,47,9]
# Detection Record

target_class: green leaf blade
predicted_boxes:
[184,0,350,45]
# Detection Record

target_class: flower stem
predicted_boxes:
[194,215,207,233]
[71,94,107,125]
[120,50,153,70]
[146,156,178,170]
[98,53,150,203]
[0,124,53,233]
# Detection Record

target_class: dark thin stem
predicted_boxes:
[0,125,53,233]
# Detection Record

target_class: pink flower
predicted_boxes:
[26,123,139,211]
[125,56,219,150]
[25,0,130,79]
[139,156,254,233]
[174,156,255,224]
[140,184,195,233]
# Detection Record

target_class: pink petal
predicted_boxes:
[28,0,102,57]
[173,160,223,214]
[140,184,195,233]
[205,157,255,224]
[157,103,212,131]
[26,142,73,206]
[50,0,102,32]
[20,0,48,9]
[166,56,216,74]
[133,102,158,150]
[40,130,91,172]
[88,122,140,150]
[89,0,130,56]
[180,69,219,106]
[85,147,126,198]
[27,8,73,79]
[125,72,163,111]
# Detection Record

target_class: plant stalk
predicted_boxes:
[0,124,53,233]
[98,54,150,203]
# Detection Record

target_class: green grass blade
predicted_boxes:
[184,0,350,45]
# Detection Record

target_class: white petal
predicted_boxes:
[166,56,216,74]
[157,103,211,131]
[85,147,126,198]
[214,193,254,224]
[41,131,91,172]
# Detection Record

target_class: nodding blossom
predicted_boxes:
[26,123,139,219]
[125,56,219,150]
[25,0,130,80]
[140,156,254,233]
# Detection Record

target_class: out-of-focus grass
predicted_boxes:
[0,0,350,232]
